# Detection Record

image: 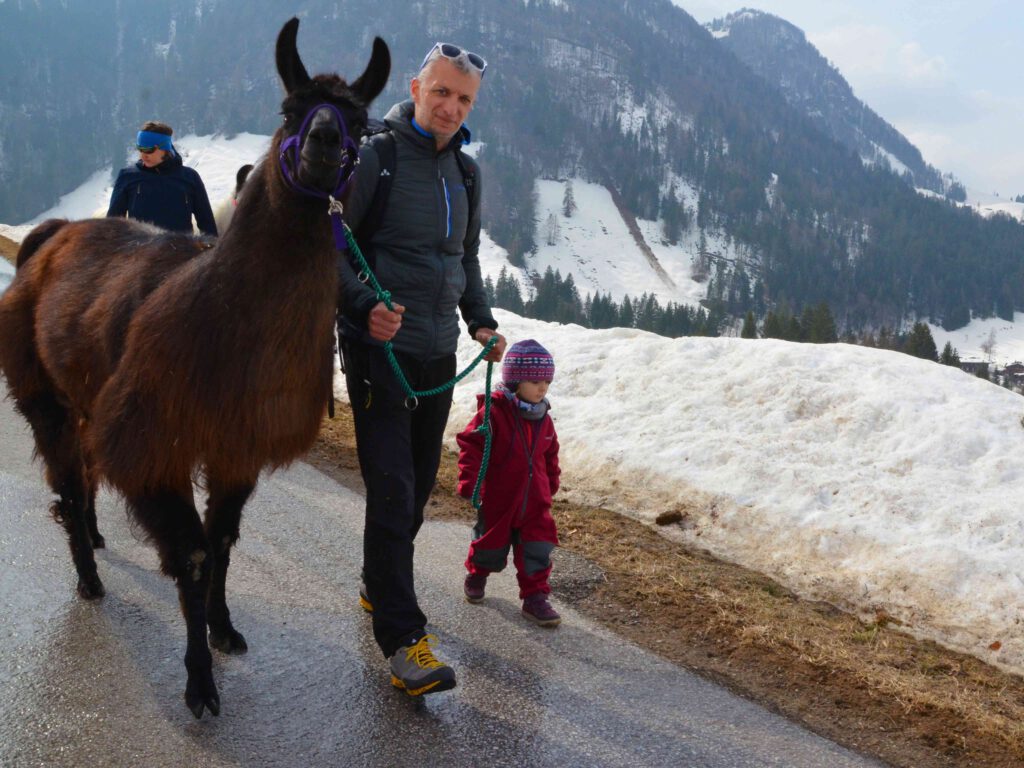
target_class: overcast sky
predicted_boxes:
[676,1,1024,199]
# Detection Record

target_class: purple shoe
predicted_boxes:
[522,594,561,627]
[464,573,487,603]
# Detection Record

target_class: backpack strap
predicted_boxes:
[352,124,396,253]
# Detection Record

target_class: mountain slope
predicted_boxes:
[2,0,1024,331]
[706,9,952,196]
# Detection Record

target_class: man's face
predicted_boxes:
[410,58,482,150]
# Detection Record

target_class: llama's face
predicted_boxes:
[275,19,390,196]
[279,83,366,193]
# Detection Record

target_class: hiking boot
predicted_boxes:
[522,594,561,627]
[389,634,456,696]
[358,576,373,613]
[463,572,487,603]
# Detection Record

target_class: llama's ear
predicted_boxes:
[351,37,391,107]
[276,17,311,94]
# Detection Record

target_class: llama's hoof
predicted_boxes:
[77,575,105,600]
[91,533,106,549]
[185,673,221,719]
[209,627,248,654]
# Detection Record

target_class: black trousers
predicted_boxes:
[342,341,456,658]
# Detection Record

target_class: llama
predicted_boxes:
[0,18,389,718]
[213,163,255,235]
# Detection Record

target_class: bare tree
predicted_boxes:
[545,212,561,246]
[981,328,997,362]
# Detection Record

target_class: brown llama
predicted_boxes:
[0,18,389,719]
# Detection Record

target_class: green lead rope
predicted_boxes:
[469,360,494,511]
[340,219,495,510]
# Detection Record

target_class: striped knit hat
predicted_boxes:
[502,339,555,385]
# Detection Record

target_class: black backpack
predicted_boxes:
[351,120,480,257]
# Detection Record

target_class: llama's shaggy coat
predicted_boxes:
[0,18,389,718]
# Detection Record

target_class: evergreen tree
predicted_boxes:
[562,179,577,218]
[939,341,961,367]
[494,267,525,314]
[660,184,686,245]
[619,295,635,328]
[785,314,802,342]
[903,322,939,362]
[741,310,757,338]
[808,302,837,343]
[762,311,783,339]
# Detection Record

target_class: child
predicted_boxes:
[456,339,562,627]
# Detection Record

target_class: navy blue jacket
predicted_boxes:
[107,152,217,235]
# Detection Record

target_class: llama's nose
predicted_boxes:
[308,111,342,148]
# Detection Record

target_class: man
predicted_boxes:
[107,121,217,236]
[337,43,505,695]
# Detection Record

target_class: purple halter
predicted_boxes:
[278,102,360,199]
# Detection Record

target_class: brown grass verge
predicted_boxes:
[311,403,1024,768]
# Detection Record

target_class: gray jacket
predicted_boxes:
[338,100,497,361]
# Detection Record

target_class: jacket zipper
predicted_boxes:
[513,410,541,525]
[426,158,447,360]
[442,176,452,238]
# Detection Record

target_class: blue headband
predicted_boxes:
[136,130,174,152]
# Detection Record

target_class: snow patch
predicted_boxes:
[444,313,1024,675]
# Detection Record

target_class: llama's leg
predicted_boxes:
[16,390,104,598]
[85,476,105,549]
[129,489,219,718]
[203,479,255,654]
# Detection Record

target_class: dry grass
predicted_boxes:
[311,402,1024,768]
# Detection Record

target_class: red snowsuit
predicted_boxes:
[456,390,561,598]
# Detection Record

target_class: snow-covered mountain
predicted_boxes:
[5,0,1024,335]
[8,133,718,308]
[9,131,1024,369]
[706,9,951,196]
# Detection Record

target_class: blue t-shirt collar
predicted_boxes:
[411,116,472,147]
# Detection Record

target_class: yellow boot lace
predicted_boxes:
[406,634,444,669]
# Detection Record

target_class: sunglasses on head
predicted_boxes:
[136,145,158,155]
[421,42,487,76]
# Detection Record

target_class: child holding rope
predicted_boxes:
[456,339,562,626]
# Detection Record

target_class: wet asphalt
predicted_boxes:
[0,397,885,768]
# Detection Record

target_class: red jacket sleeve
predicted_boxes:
[456,406,486,499]
[546,423,561,497]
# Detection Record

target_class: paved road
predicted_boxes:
[0,397,885,768]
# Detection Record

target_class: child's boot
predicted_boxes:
[463,572,487,603]
[522,593,561,627]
